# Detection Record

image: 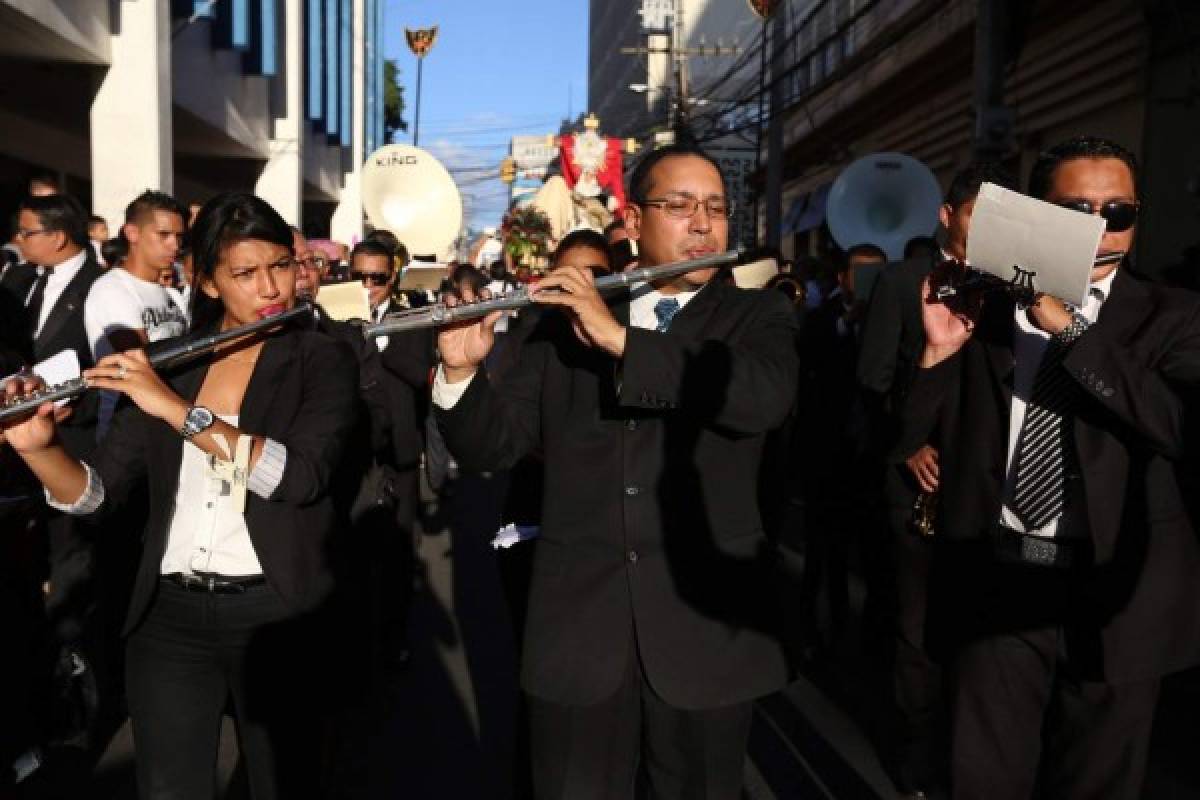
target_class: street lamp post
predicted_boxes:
[405,26,438,148]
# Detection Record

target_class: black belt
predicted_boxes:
[162,572,267,594]
[994,526,1084,569]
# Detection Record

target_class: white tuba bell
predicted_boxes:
[825,152,942,262]
[360,144,464,260]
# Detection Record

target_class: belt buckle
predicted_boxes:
[178,573,207,591]
[1020,535,1067,567]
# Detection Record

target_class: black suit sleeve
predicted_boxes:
[381,328,434,391]
[857,266,905,394]
[269,338,360,505]
[87,402,152,514]
[895,354,959,461]
[618,291,799,435]
[1062,298,1200,460]
[436,333,549,473]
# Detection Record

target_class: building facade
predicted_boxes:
[588,0,768,246]
[763,0,1198,281]
[0,0,386,242]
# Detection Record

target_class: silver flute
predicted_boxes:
[366,249,743,337]
[0,302,317,424]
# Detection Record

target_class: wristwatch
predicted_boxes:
[180,406,215,439]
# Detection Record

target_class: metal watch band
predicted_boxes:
[1052,312,1090,347]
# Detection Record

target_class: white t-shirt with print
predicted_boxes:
[85,267,189,361]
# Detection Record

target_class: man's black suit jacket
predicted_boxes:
[79,325,359,635]
[1,253,103,458]
[437,280,799,709]
[900,270,1200,683]
[857,254,935,419]
[377,328,434,473]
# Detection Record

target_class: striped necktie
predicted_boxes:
[1011,336,1082,530]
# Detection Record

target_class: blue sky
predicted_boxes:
[383,0,590,229]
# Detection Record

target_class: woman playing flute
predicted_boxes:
[1,193,359,800]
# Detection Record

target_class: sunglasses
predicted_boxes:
[351,271,391,287]
[1054,199,1139,233]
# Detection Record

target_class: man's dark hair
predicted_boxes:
[489,261,509,282]
[125,189,187,227]
[553,228,613,272]
[627,144,727,205]
[842,242,888,269]
[102,236,128,268]
[350,239,394,268]
[945,161,1018,209]
[188,193,293,325]
[27,171,60,194]
[449,263,487,295]
[364,228,399,255]
[19,194,89,249]
[904,235,938,260]
[88,214,107,228]
[603,219,627,239]
[1027,135,1138,201]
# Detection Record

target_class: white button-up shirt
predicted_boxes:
[999,268,1118,538]
[29,249,88,338]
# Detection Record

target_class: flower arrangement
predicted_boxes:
[501,206,553,269]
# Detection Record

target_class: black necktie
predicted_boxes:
[25,268,49,336]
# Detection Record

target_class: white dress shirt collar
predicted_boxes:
[31,248,88,338]
[628,281,700,331]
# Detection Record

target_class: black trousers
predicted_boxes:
[949,624,1159,800]
[528,637,753,800]
[125,580,324,800]
[887,502,943,793]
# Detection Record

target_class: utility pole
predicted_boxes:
[972,0,1014,160]
[620,0,739,146]
[763,5,787,248]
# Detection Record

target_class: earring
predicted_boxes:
[629,238,638,257]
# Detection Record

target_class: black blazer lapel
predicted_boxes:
[1088,269,1149,342]
[663,278,724,341]
[36,257,100,356]
[238,332,297,435]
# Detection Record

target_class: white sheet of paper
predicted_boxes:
[732,258,779,289]
[316,281,371,322]
[397,265,450,291]
[32,348,82,387]
[966,183,1105,308]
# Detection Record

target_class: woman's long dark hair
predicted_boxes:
[187,193,294,329]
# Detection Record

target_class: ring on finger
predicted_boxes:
[115,364,127,380]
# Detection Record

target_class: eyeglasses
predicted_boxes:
[1054,199,1140,233]
[641,193,733,219]
[299,255,328,271]
[15,228,51,240]
[352,271,392,287]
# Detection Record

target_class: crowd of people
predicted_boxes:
[0,135,1197,800]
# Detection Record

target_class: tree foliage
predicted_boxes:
[384,59,407,142]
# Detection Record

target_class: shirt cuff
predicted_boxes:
[247,438,287,499]
[431,364,475,410]
[45,461,105,514]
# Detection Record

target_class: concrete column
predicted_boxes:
[90,0,172,228]
[256,0,305,225]
[330,0,366,244]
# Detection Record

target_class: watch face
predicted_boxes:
[188,406,214,431]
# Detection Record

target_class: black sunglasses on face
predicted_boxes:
[351,271,391,286]
[1054,199,1140,233]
